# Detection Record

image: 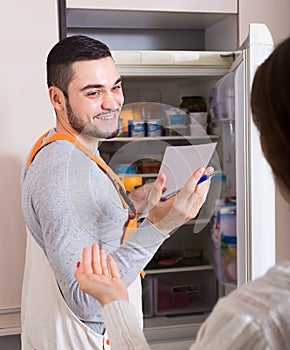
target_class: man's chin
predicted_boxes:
[81,127,119,139]
[105,129,119,139]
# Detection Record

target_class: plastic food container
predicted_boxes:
[153,270,217,316]
[147,119,162,137]
[166,112,186,125]
[210,204,237,285]
[189,112,208,125]
[128,120,146,137]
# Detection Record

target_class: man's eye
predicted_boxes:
[113,85,122,91]
[87,91,101,97]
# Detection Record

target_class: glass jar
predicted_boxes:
[180,96,207,113]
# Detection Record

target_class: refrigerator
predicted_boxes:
[98,23,275,348]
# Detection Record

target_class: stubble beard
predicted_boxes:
[66,100,120,139]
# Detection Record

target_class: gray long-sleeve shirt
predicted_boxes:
[21,129,168,333]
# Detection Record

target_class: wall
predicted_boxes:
[239,0,290,46]
[0,0,59,347]
[238,0,290,262]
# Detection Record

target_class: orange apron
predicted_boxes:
[21,130,145,350]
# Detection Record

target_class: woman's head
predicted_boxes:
[251,37,290,203]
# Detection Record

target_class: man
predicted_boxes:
[21,35,210,349]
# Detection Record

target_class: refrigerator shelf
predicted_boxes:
[101,135,220,142]
[145,264,213,275]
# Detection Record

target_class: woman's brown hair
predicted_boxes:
[251,37,290,203]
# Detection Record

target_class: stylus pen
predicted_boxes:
[160,170,220,202]
[160,189,181,202]
[196,170,220,185]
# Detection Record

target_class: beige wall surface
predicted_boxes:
[0,0,58,321]
[239,0,290,261]
[239,0,290,46]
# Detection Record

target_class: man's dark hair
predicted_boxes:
[46,35,112,96]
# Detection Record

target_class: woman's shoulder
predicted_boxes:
[196,263,290,349]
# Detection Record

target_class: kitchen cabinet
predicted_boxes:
[67,0,237,14]
[65,1,238,51]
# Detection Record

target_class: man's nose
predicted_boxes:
[101,91,123,110]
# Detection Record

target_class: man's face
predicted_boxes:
[65,57,124,139]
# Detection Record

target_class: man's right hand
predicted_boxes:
[147,167,212,235]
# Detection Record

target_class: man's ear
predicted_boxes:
[49,86,66,111]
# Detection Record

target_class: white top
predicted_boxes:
[102,262,290,350]
[21,229,110,350]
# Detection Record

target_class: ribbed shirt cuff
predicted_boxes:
[102,300,150,349]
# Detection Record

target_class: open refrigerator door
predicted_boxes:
[236,23,275,284]
[208,23,275,289]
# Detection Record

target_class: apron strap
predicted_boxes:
[26,131,134,212]
[26,131,142,258]
[26,130,50,171]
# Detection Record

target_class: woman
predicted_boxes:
[75,37,290,350]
